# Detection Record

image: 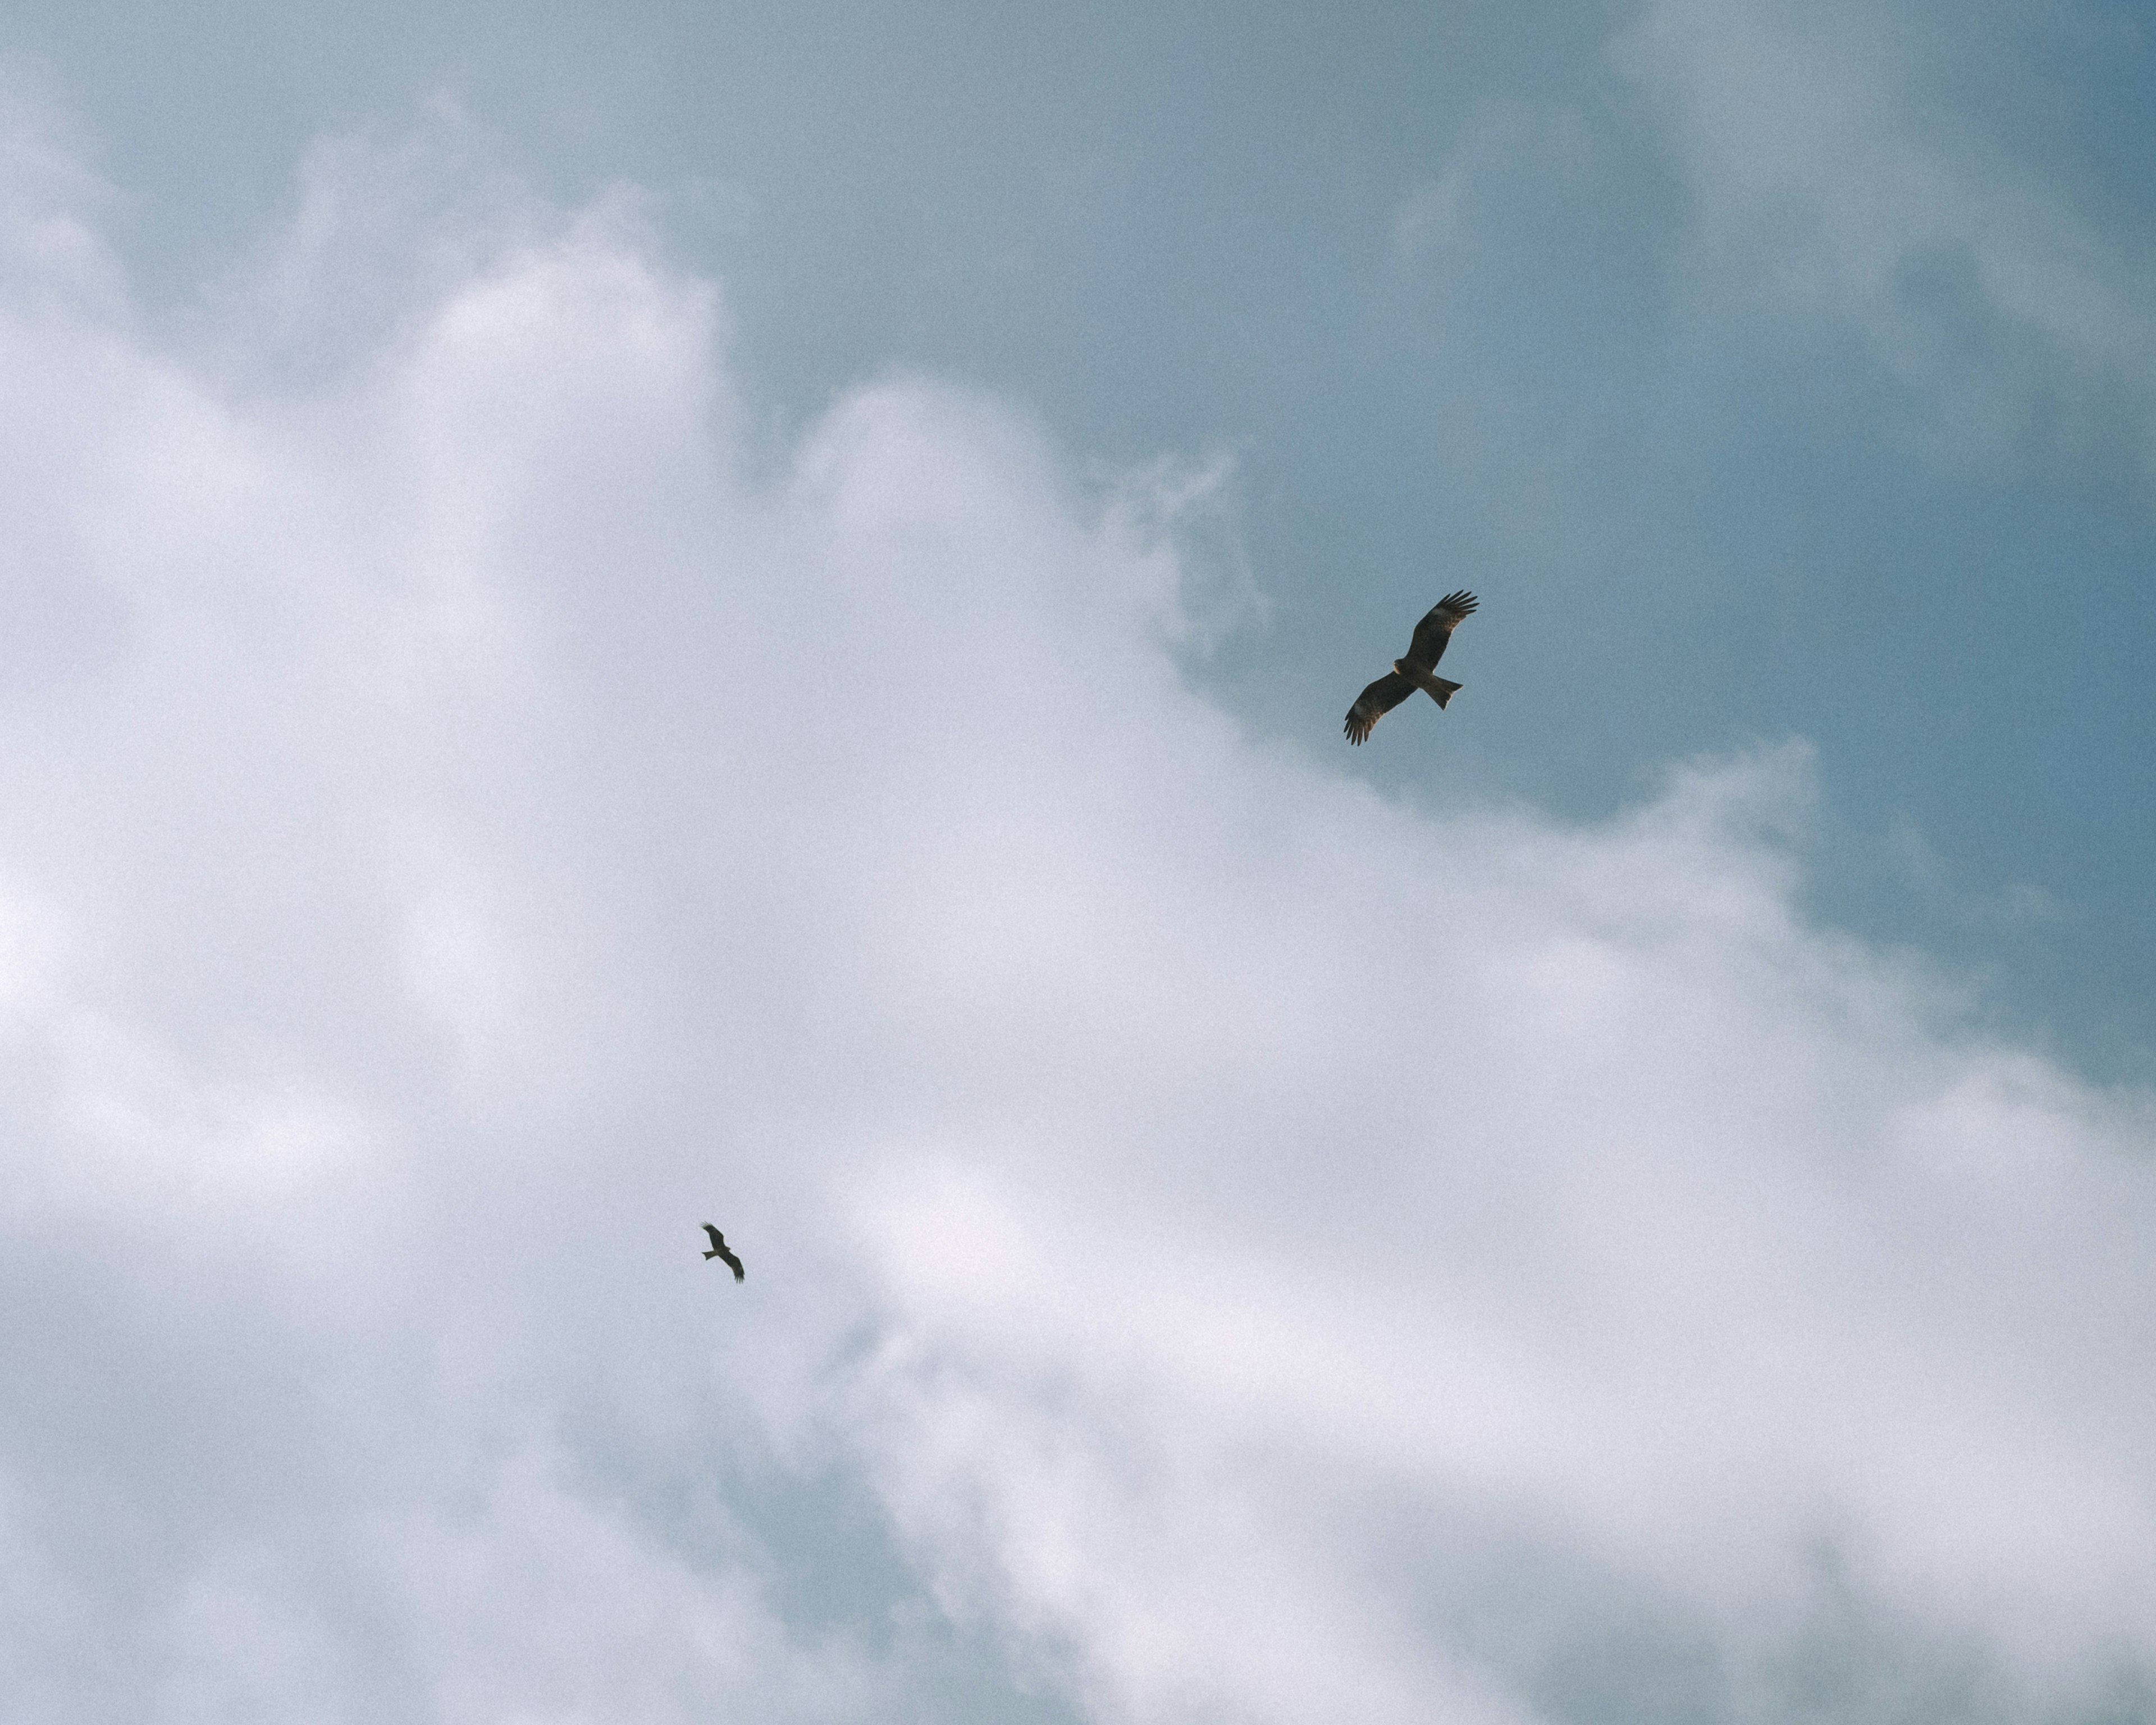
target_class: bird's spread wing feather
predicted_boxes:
[701,1223,746,1280]
[1403,590,1477,673]
[1344,671,1415,745]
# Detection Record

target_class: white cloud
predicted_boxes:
[2,104,2154,1724]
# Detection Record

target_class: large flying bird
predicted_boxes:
[1343,590,1478,745]
[701,1224,745,1282]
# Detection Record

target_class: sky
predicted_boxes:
[1,3,2154,1722]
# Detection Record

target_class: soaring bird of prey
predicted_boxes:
[701,1225,745,1282]
[1344,590,1478,745]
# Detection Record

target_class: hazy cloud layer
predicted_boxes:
[2,109,2154,1725]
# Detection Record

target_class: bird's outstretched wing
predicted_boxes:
[1345,671,1415,745]
[1403,590,1477,674]
[701,1224,746,1281]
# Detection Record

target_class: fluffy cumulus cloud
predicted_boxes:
[3,103,2156,1725]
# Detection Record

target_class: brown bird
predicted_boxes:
[701,1224,745,1281]
[1343,590,1478,745]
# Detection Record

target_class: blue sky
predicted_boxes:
[3,3,2155,1722]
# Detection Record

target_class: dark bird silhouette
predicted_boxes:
[701,1224,744,1281]
[1344,590,1478,745]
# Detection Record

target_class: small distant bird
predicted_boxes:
[701,1224,744,1281]
[1344,590,1478,745]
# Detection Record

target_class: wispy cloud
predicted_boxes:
[1614,0,2156,485]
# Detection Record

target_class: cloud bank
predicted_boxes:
[2,106,2154,1724]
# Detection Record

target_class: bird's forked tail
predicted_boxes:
[1425,677,1462,709]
